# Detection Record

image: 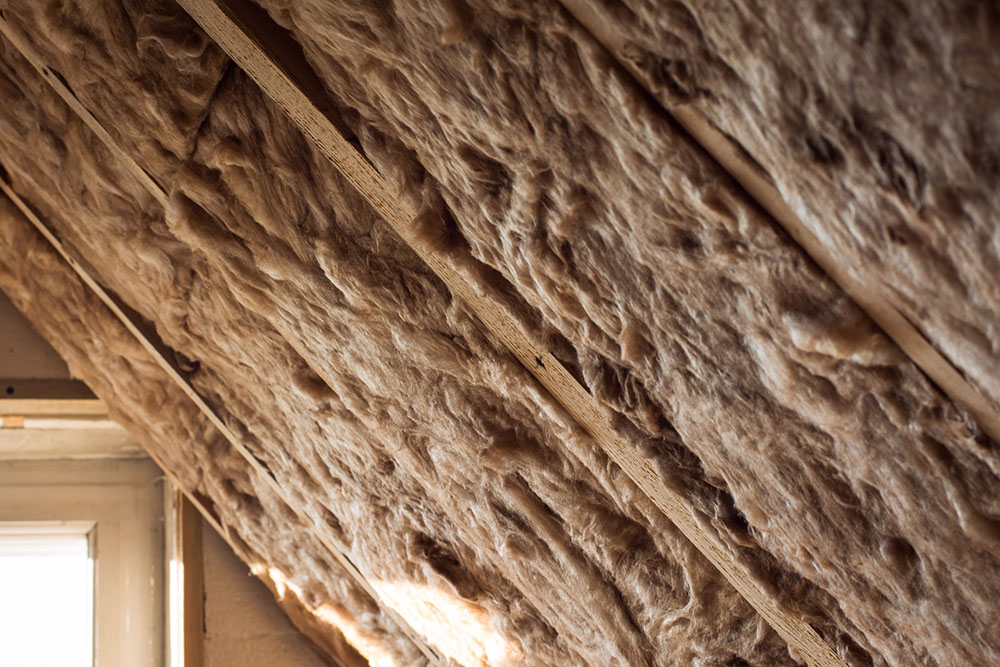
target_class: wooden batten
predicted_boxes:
[180,493,205,667]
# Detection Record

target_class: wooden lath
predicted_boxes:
[555,0,1000,447]
[0,22,168,208]
[0,399,106,417]
[167,1,844,664]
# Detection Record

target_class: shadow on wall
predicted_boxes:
[262,566,521,666]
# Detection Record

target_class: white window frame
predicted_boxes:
[0,457,164,667]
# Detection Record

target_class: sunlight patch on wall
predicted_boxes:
[374,579,521,666]
[263,565,397,666]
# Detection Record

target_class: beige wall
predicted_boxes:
[202,518,331,667]
[0,291,70,379]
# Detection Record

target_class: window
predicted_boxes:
[0,522,95,666]
[0,458,164,666]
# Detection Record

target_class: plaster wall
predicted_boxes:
[203,517,331,667]
[0,291,70,380]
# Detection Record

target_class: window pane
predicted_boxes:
[0,527,94,667]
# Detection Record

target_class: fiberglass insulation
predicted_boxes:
[0,0,998,665]
[0,4,795,666]
[251,1,1000,664]
[561,0,1000,414]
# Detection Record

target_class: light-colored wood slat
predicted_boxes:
[1,414,24,429]
[174,1,844,664]
[0,426,142,460]
[2,416,117,430]
[0,179,444,666]
[0,398,107,416]
[556,0,1000,447]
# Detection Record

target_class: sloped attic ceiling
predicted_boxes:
[0,1,997,665]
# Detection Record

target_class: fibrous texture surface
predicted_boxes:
[248,1,1000,664]
[0,4,791,665]
[0,0,998,666]
[571,0,1000,412]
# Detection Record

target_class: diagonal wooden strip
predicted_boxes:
[173,0,844,664]
[0,177,444,666]
[555,0,1000,448]
[0,15,168,208]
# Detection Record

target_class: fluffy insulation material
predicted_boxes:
[2,0,999,665]
[567,0,1000,413]
[0,9,797,667]
[252,1,1000,665]
[0,0,230,181]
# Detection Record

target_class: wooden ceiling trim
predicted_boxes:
[556,0,1000,447]
[174,0,843,664]
[0,175,445,666]
[0,399,106,417]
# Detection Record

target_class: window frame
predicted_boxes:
[0,457,164,667]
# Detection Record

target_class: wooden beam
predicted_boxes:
[0,379,109,424]
[0,415,116,430]
[556,0,1000,447]
[179,492,205,667]
[0,377,106,423]
[0,378,96,399]
[0,382,104,416]
[0,425,142,459]
[0,180,444,666]
[172,1,843,664]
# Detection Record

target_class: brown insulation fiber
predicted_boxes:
[567,0,1000,414]
[0,7,795,667]
[0,0,997,665]
[0,0,231,180]
[249,1,1000,665]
